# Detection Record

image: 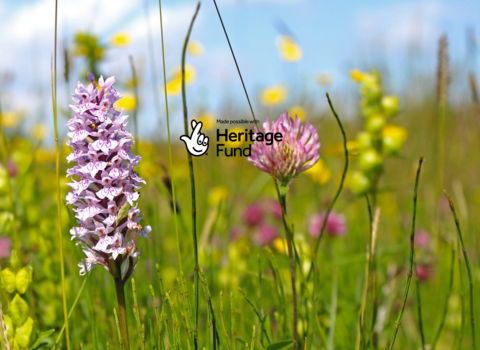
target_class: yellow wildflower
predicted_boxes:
[171,64,197,85]
[288,106,306,122]
[382,124,408,141]
[32,124,48,140]
[259,85,288,106]
[304,158,331,185]
[1,111,21,128]
[208,186,229,206]
[165,77,182,96]
[111,32,132,47]
[350,69,365,83]
[277,35,302,62]
[195,112,215,131]
[273,238,287,254]
[188,40,204,57]
[115,93,136,110]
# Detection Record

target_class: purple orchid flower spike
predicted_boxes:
[66,72,151,280]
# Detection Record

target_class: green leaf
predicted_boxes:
[9,294,29,326]
[266,340,295,350]
[235,336,248,346]
[0,268,17,293]
[16,317,34,349]
[16,266,33,294]
[29,329,54,350]
[280,185,289,195]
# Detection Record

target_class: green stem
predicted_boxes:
[212,0,257,125]
[113,260,130,350]
[52,1,70,348]
[431,243,455,349]
[388,156,424,350]
[158,0,182,271]
[181,3,201,349]
[445,192,476,350]
[307,92,348,281]
[414,260,426,350]
[274,183,298,350]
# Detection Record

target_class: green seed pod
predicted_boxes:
[357,131,373,150]
[381,95,399,118]
[15,317,34,349]
[358,149,383,173]
[350,171,371,194]
[9,294,29,327]
[15,266,33,294]
[0,268,17,294]
[366,114,386,135]
[382,136,404,156]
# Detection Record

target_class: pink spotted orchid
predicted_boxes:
[66,72,151,278]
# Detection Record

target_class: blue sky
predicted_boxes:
[0,0,478,139]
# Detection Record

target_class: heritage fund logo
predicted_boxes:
[181,119,283,157]
[180,120,209,156]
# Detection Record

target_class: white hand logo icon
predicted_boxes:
[180,120,209,156]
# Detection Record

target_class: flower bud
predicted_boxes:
[15,266,33,294]
[366,114,386,135]
[357,131,372,150]
[358,149,383,173]
[350,171,371,194]
[0,268,16,293]
[381,95,399,117]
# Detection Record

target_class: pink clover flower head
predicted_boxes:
[308,211,346,238]
[248,111,320,187]
[243,203,264,227]
[416,265,434,282]
[66,72,150,277]
[256,223,279,246]
[414,229,430,248]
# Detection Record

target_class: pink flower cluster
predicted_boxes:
[308,211,347,238]
[66,73,151,277]
[248,111,320,186]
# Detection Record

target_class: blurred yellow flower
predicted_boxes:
[171,64,197,85]
[317,72,333,86]
[188,40,204,57]
[1,111,21,128]
[273,238,287,254]
[115,93,137,110]
[166,77,182,96]
[35,148,55,164]
[304,158,331,185]
[32,124,48,140]
[324,141,359,157]
[259,85,288,106]
[288,106,306,122]
[111,32,132,47]
[350,69,365,83]
[382,124,408,141]
[195,112,216,131]
[208,185,229,206]
[277,35,302,62]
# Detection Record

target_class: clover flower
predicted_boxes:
[308,211,346,238]
[66,72,151,277]
[248,111,320,187]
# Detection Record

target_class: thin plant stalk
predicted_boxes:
[142,0,163,128]
[212,0,257,125]
[0,295,10,350]
[274,180,298,350]
[444,191,476,350]
[327,267,338,350]
[129,56,139,154]
[388,155,424,350]
[181,3,201,349]
[414,260,426,350]
[0,103,19,250]
[307,93,348,281]
[431,243,455,349]
[110,259,130,350]
[52,0,70,347]
[158,0,182,271]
